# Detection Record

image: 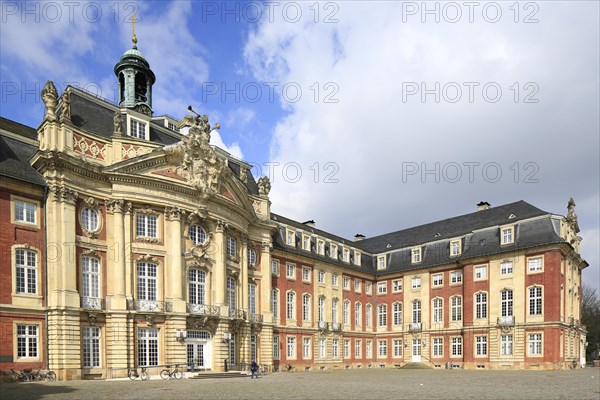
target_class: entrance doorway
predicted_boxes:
[186,331,212,371]
[412,339,422,363]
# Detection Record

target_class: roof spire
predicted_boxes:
[131,14,138,48]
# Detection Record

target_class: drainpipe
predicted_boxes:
[43,185,49,370]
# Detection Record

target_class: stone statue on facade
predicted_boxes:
[113,111,123,135]
[566,197,580,233]
[59,91,71,121]
[257,176,271,197]
[41,81,58,121]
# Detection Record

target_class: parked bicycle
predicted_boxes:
[33,369,57,381]
[127,367,149,381]
[4,368,35,383]
[160,364,182,380]
[258,364,269,376]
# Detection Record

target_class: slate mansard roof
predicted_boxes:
[271,201,566,276]
[0,117,46,187]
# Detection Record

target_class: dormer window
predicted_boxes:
[377,255,386,270]
[342,248,350,262]
[411,247,422,263]
[167,122,179,132]
[129,118,147,139]
[501,226,514,245]
[354,251,361,266]
[450,239,461,256]
[286,229,296,246]
[302,235,311,251]
[330,244,338,259]
[316,239,325,255]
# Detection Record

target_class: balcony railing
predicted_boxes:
[127,299,172,312]
[187,303,220,316]
[331,322,342,332]
[317,321,329,331]
[249,313,263,323]
[81,296,105,310]
[408,322,422,332]
[497,316,515,326]
[228,308,246,319]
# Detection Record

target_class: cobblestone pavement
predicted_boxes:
[1,368,599,400]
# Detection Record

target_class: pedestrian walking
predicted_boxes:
[250,360,259,379]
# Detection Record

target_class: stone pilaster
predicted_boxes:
[260,241,273,324]
[166,207,185,312]
[105,312,130,375]
[213,220,227,309]
[241,237,249,312]
[106,199,127,310]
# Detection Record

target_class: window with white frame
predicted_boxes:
[137,262,157,301]
[366,340,372,358]
[16,248,37,294]
[81,256,100,299]
[474,265,487,280]
[189,225,207,245]
[476,336,487,356]
[451,337,462,356]
[475,292,487,319]
[286,229,295,246]
[247,248,257,267]
[500,261,513,275]
[355,339,362,357]
[528,333,542,355]
[229,333,236,365]
[271,289,278,319]
[273,336,280,359]
[82,326,101,368]
[378,340,387,357]
[451,296,462,322]
[377,255,386,270]
[138,327,159,366]
[355,302,362,326]
[432,337,443,357]
[81,207,99,232]
[332,298,339,323]
[319,338,326,358]
[501,226,514,245]
[342,248,350,262]
[432,298,443,323]
[344,339,350,358]
[432,273,443,287]
[411,247,422,263]
[450,239,461,256]
[14,200,36,224]
[317,240,325,255]
[393,302,403,326]
[450,271,462,284]
[366,304,372,327]
[318,270,325,284]
[343,276,350,290]
[332,273,339,286]
[16,324,38,358]
[318,296,325,322]
[227,277,237,311]
[271,259,280,276]
[302,267,311,282]
[287,337,296,359]
[378,281,387,294]
[302,294,311,321]
[529,286,543,315]
[393,339,402,357]
[501,289,513,317]
[365,282,372,294]
[330,244,338,259]
[411,276,421,289]
[378,304,387,327]
[354,251,361,266]
[248,283,257,316]
[412,300,422,323]
[227,237,237,257]
[136,213,157,238]
[303,337,311,358]
[302,235,311,251]
[287,292,296,320]
[354,279,361,293]
[392,279,402,292]
[528,257,543,272]
[500,335,513,356]
[343,300,350,325]
[286,263,296,279]
[130,119,146,139]
[332,339,339,358]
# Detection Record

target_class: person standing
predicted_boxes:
[250,360,259,379]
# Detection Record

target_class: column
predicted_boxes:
[106,199,126,310]
[260,241,273,324]
[214,220,227,308]
[166,207,185,313]
[241,237,249,313]
[59,187,79,308]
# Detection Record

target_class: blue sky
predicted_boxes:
[1,1,599,290]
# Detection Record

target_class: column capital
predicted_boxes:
[261,241,272,252]
[105,198,125,214]
[165,206,185,221]
[49,184,78,204]
[216,220,228,232]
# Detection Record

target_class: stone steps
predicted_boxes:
[402,362,432,369]
[188,372,248,380]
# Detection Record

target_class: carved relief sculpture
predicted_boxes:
[41,81,58,121]
[258,176,271,197]
[59,91,71,121]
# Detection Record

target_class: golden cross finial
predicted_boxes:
[131,14,138,45]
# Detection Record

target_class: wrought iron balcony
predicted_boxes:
[80,296,105,310]
[127,299,172,312]
[408,322,422,332]
[317,321,329,331]
[187,303,220,316]
[228,308,246,319]
[331,322,342,332]
[497,316,515,326]
[249,313,263,323]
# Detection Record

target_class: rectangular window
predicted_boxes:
[342,248,350,262]
[354,280,361,293]
[319,338,326,358]
[271,289,278,319]
[451,337,462,356]
[332,299,338,324]
[501,290,513,317]
[227,277,237,312]
[302,267,311,282]
[365,282,372,294]
[343,301,350,325]
[317,240,325,255]
[332,339,339,358]
[16,324,38,358]
[287,292,296,320]
[411,247,422,263]
[411,277,421,289]
[450,271,462,284]
[528,257,543,272]
[354,251,361,266]
[286,263,296,279]
[432,273,443,287]
[432,298,443,323]
[303,337,311,359]
[136,214,157,238]
[14,200,36,224]
[475,292,487,319]
[138,328,159,366]
[528,333,542,355]
[302,235,311,251]
[15,249,37,294]
[81,256,100,299]
[332,273,338,287]
[287,337,296,359]
[229,333,236,365]
[330,244,338,259]
[366,340,372,358]
[393,302,403,326]
[529,286,543,315]
[137,262,157,302]
[250,335,257,362]
[355,303,362,326]
[450,239,461,256]
[378,282,387,294]
[271,259,280,276]
[500,335,513,356]
[501,226,514,245]
[318,297,325,322]
[393,339,402,357]
[344,339,350,358]
[451,296,462,322]
[343,276,350,290]
[432,337,443,357]
[366,304,372,327]
[318,270,325,284]
[392,279,402,293]
[355,339,362,358]
[474,265,487,280]
[476,336,487,356]
[130,119,146,139]
[378,304,387,327]
[286,229,295,246]
[500,261,513,275]
[248,283,257,316]
[273,336,280,359]
[378,340,387,357]
[377,255,386,270]
[227,237,237,257]
[82,326,101,368]
[302,294,311,321]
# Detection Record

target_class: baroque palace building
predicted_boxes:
[0,35,588,380]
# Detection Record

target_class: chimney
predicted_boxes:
[354,234,366,241]
[477,201,491,211]
[302,220,315,227]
